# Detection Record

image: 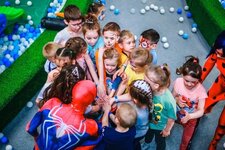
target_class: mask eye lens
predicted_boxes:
[141,42,147,48]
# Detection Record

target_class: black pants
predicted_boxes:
[134,136,144,150]
[145,128,166,150]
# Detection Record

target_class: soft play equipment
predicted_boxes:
[41,17,66,30]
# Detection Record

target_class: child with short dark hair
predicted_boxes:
[96,103,137,150]
[173,56,207,150]
[54,5,83,46]
[139,29,160,65]
[42,42,61,73]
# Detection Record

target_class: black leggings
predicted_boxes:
[145,128,166,150]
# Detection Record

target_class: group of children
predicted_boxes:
[26,3,225,150]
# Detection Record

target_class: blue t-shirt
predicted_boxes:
[96,126,136,150]
[150,49,157,65]
[87,37,104,66]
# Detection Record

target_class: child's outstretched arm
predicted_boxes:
[84,53,99,84]
[97,47,106,97]
[102,101,112,127]
[161,118,175,137]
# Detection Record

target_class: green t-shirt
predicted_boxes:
[150,89,177,130]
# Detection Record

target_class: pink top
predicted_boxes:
[173,77,208,113]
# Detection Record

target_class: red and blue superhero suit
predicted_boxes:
[26,80,99,150]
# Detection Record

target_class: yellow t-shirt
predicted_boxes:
[125,64,145,92]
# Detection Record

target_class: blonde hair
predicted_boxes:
[130,47,152,67]
[118,30,135,43]
[42,42,61,58]
[116,103,137,128]
[103,48,120,63]
[102,22,120,35]
[145,64,171,88]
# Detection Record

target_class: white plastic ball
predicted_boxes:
[18,51,22,56]
[145,5,150,11]
[109,5,115,11]
[22,28,28,33]
[47,13,54,18]
[0,65,6,71]
[153,6,159,11]
[20,38,26,43]
[169,7,175,13]
[50,2,54,7]
[163,42,169,49]
[223,142,225,148]
[160,9,165,14]
[28,20,34,25]
[27,15,32,20]
[161,37,167,43]
[140,9,146,14]
[184,5,189,11]
[191,27,197,33]
[12,34,18,40]
[134,35,137,40]
[20,45,26,52]
[5,144,13,150]
[178,17,184,23]
[27,1,32,6]
[29,38,34,44]
[27,101,33,108]
[130,8,136,14]
[141,0,147,4]
[9,57,14,63]
[0,133,4,138]
[23,41,29,47]
[178,30,184,36]
[8,45,14,51]
[15,0,20,5]
[5,54,11,59]
[2,45,7,51]
[150,4,155,9]
[3,36,8,42]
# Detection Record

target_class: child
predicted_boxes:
[27,80,99,149]
[173,56,207,150]
[96,22,121,96]
[88,2,105,21]
[117,30,136,66]
[54,5,83,46]
[139,29,160,65]
[65,37,99,84]
[35,48,75,106]
[96,103,137,150]
[42,42,61,73]
[82,15,104,67]
[116,47,152,95]
[144,64,176,150]
[103,48,120,94]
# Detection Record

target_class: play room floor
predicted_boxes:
[1,0,225,149]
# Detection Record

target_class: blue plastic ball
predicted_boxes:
[47,8,52,13]
[5,1,11,6]
[25,24,30,29]
[186,12,192,18]
[8,34,13,41]
[58,0,63,3]
[29,27,35,33]
[192,23,197,28]
[0,61,3,65]
[0,136,8,144]
[35,28,40,33]
[182,33,189,40]
[177,8,182,14]
[13,54,19,60]
[222,2,225,9]
[3,50,10,55]
[114,9,120,15]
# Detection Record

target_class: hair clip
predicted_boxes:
[85,18,94,24]
[134,80,151,93]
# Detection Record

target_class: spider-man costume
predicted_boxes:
[26,80,99,150]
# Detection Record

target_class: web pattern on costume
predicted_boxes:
[41,105,86,150]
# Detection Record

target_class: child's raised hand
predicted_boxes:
[97,84,106,99]
[102,101,111,112]
[181,110,190,124]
